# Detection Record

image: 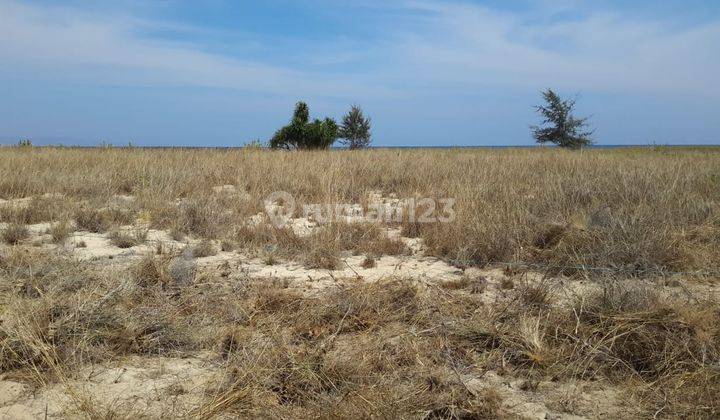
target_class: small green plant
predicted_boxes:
[17,139,33,148]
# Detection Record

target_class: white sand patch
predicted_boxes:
[27,222,53,235]
[0,381,26,407]
[0,354,217,419]
[0,354,635,420]
[193,251,512,298]
[466,371,637,419]
[0,193,66,209]
[69,229,186,261]
[194,251,466,282]
[0,222,53,235]
[251,190,412,237]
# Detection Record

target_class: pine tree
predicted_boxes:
[339,105,372,149]
[531,89,593,149]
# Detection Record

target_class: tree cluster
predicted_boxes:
[270,90,594,150]
[270,102,372,150]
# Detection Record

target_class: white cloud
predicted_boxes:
[380,0,720,97]
[0,0,718,99]
[0,0,389,98]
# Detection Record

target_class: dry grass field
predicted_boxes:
[1,146,719,418]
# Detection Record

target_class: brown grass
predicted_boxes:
[191,240,217,258]
[48,220,73,244]
[441,275,488,294]
[1,147,719,417]
[0,246,718,417]
[1,147,716,274]
[2,223,30,245]
[107,228,147,248]
[74,207,112,233]
[0,196,72,225]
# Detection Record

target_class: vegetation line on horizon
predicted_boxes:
[8,89,601,149]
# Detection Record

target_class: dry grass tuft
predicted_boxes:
[235,223,305,257]
[173,195,249,239]
[332,222,408,255]
[568,283,718,380]
[0,246,718,417]
[74,207,112,233]
[133,254,171,288]
[361,255,376,268]
[196,279,493,418]
[107,228,147,248]
[517,277,553,308]
[168,227,186,242]
[0,196,71,225]
[304,245,341,270]
[1,147,719,417]
[2,223,29,245]
[191,240,217,258]
[220,239,235,252]
[48,220,73,244]
[441,275,488,294]
[500,277,515,290]
[3,147,717,275]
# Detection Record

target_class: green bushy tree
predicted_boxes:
[339,105,372,149]
[531,89,594,149]
[270,102,338,150]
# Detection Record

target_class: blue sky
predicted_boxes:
[1,0,719,146]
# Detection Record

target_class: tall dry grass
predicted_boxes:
[1,145,720,417]
[1,247,718,417]
[1,146,718,275]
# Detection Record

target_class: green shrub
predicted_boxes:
[270,102,338,150]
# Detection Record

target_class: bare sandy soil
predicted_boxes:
[1,188,718,419]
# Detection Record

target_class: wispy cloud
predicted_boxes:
[1,0,717,99]
[0,0,718,146]
[376,0,720,96]
[0,0,390,98]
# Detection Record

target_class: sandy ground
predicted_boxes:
[0,358,635,420]
[0,354,217,419]
[0,189,714,419]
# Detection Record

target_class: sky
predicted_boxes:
[0,0,719,147]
